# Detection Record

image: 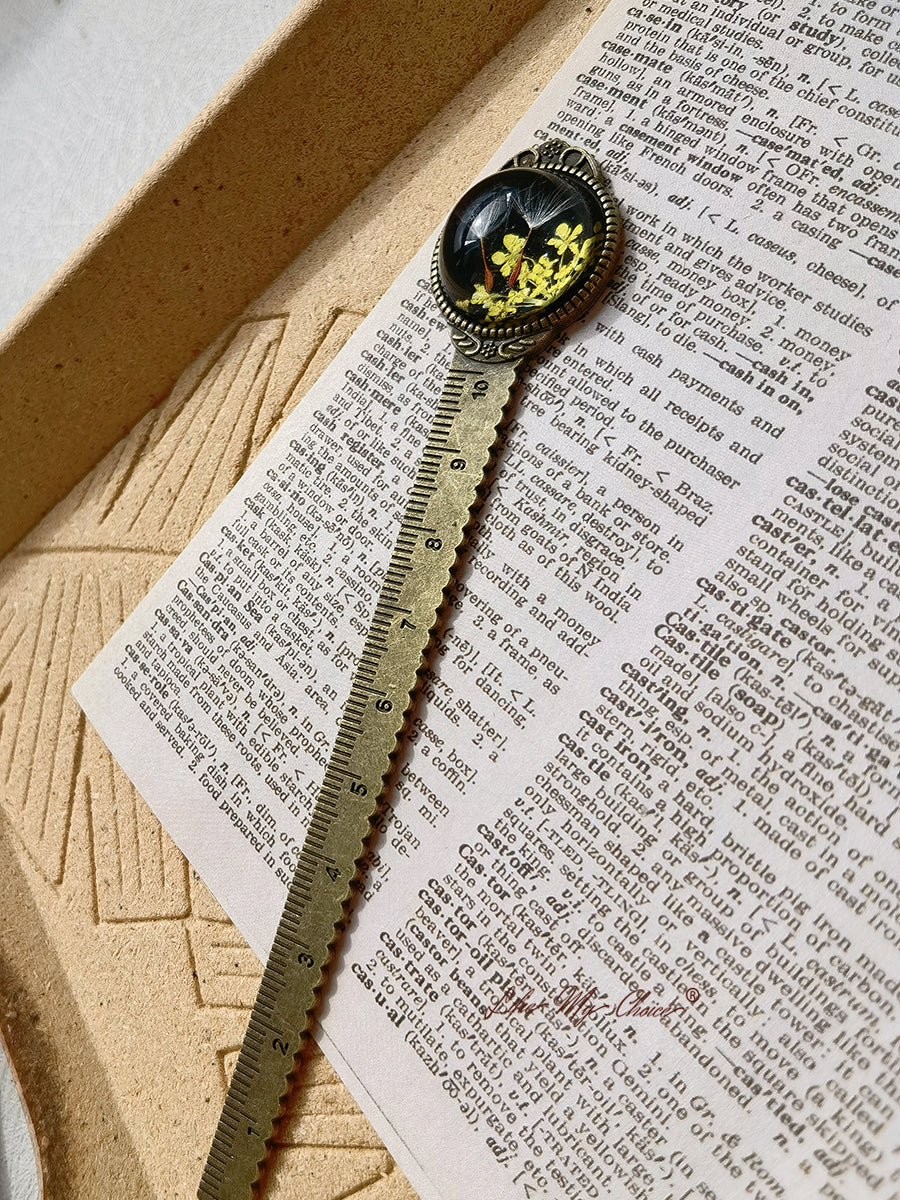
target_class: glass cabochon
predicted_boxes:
[438,166,605,326]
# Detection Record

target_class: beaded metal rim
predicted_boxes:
[430,141,622,353]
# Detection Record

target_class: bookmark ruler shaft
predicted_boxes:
[199,135,621,1199]
[199,352,519,1200]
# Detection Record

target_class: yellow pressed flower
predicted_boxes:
[469,283,518,320]
[469,285,490,305]
[466,219,597,322]
[556,233,595,295]
[520,256,555,301]
[491,233,528,278]
[547,222,584,258]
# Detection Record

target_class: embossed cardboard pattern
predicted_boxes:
[0,1,607,1195]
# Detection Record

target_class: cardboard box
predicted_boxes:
[0,0,606,1195]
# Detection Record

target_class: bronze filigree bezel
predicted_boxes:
[431,139,623,363]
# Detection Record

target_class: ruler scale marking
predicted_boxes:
[200,355,519,1198]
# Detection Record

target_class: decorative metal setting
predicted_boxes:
[431,138,622,362]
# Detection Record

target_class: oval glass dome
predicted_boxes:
[438,166,605,326]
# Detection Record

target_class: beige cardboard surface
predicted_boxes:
[0,1,608,1195]
[0,0,554,561]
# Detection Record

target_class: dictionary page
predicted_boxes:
[75,0,900,1196]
